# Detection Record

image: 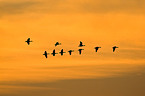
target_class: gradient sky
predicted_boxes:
[0,0,145,96]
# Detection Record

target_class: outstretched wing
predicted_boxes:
[79,50,81,54]
[53,50,55,53]
[69,51,71,55]
[53,50,55,56]
[94,47,98,52]
[52,50,56,56]
[26,38,31,45]
[113,47,115,52]
[55,42,59,46]
[69,52,71,55]
[43,51,47,58]
[95,49,98,52]
[28,38,30,41]
[45,54,47,58]
[60,51,63,56]
[27,41,30,45]
[80,41,82,45]
[52,53,55,56]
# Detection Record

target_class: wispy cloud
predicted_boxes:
[0,1,38,17]
[80,0,145,13]
[1,71,145,96]
[0,0,145,17]
[34,0,145,14]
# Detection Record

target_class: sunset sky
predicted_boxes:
[0,0,145,96]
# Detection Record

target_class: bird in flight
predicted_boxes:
[94,47,101,52]
[43,51,49,58]
[78,49,84,55]
[68,50,74,55]
[51,49,58,56]
[112,46,119,52]
[79,41,85,47]
[59,49,66,56]
[55,42,61,47]
[25,38,32,45]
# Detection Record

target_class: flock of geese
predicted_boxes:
[25,38,119,58]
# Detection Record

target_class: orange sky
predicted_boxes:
[0,0,145,96]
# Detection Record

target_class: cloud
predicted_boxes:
[38,0,145,14]
[1,72,145,96]
[80,0,145,13]
[0,1,38,17]
[0,0,145,17]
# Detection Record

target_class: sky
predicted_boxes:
[0,0,145,96]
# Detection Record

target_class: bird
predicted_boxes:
[51,49,58,56]
[112,46,119,52]
[25,38,32,45]
[68,50,74,55]
[59,49,66,56]
[55,42,61,47]
[79,41,85,47]
[78,49,84,55]
[43,51,49,58]
[94,47,101,52]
